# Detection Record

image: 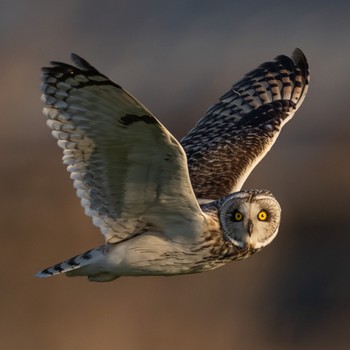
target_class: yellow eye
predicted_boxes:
[258,210,268,221]
[233,210,243,222]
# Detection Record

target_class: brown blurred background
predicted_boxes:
[1,1,349,349]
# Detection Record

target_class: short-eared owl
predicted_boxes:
[36,49,309,282]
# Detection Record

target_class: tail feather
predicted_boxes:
[35,246,105,278]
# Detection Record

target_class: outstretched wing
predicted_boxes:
[181,48,309,199]
[41,54,204,244]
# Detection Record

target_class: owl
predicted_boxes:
[36,49,309,282]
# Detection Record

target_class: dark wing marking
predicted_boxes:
[181,48,309,199]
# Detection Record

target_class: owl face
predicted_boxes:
[219,190,281,250]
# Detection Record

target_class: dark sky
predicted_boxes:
[1,1,349,349]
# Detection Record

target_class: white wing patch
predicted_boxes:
[41,55,204,243]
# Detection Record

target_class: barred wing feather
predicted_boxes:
[181,49,309,199]
[41,54,203,244]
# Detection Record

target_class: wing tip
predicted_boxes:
[292,48,309,76]
[41,53,99,76]
[70,53,98,72]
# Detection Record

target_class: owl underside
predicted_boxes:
[38,222,257,281]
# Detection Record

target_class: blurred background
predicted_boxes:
[1,1,349,349]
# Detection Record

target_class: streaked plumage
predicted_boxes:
[36,49,309,282]
[182,49,309,198]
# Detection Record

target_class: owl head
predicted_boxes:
[219,190,281,250]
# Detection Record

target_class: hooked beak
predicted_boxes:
[247,219,254,236]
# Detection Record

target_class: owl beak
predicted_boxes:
[247,219,254,236]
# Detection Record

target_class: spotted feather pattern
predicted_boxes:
[181,49,309,199]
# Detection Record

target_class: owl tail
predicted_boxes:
[35,245,119,282]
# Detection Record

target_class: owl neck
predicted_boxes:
[199,202,260,263]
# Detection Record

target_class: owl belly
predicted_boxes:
[103,233,205,276]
